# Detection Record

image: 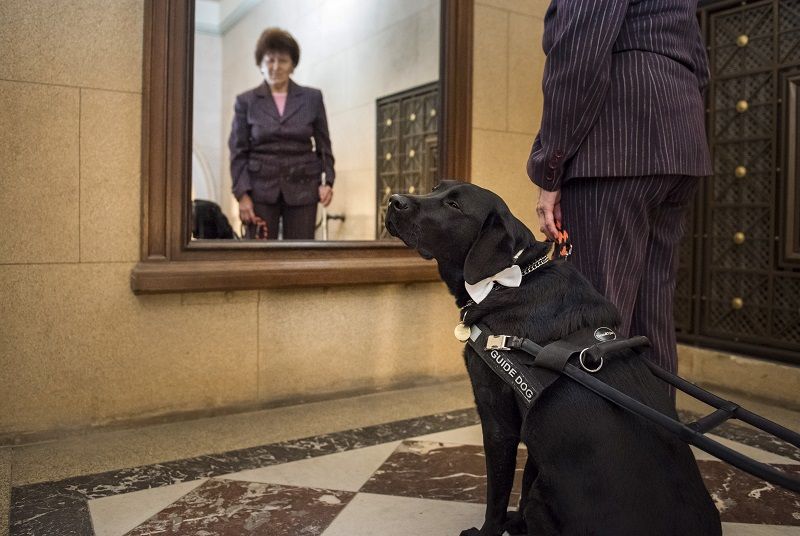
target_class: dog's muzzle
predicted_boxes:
[385,194,411,238]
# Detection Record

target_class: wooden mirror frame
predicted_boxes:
[131,0,473,294]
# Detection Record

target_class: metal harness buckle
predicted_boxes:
[486,335,510,351]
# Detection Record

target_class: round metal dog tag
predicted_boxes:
[454,323,471,342]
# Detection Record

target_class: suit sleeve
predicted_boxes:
[228,94,252,200]
[527,0,629,191]
[312,90,336,186]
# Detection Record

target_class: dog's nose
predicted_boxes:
[389,194,409,211]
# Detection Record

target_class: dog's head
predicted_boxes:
[385,181,547,290]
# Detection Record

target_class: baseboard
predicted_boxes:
[678,344,800,411]
[0,374,469,447]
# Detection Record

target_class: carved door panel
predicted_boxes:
[376,83,439,239]
[680,0,800,364]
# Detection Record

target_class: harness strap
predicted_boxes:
[468,325,554,408]
[534,340,581,372]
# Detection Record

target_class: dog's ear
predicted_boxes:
[433,179,461,192]
[463,210,518,285]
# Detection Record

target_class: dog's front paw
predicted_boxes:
[459,526,503,536]
[503,510,527,535]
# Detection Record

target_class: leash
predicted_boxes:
[465,325,800,493]
[550,224,572,259]
[320,151,328,240]
[241,218,269,240]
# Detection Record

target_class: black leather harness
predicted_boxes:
[467,324,648,411]
[465,324,800,494]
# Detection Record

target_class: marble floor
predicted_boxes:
[4,380,800,535]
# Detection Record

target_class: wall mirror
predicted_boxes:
[193,0,439,242]
[132,0,472,293]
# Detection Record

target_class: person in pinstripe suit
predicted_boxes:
[528,0,712,396]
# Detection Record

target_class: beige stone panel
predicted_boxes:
[180,291,259,306]
[0,0,143,92]
[258,283,465,402]
[80,90,141,262]
[476,0,550,18]
[0,81,80,263]
[507,13,546,135]
[681,346,800,409]
[677,344,695,378]
[0,263,259,437]
[471,128,541,237]
[472,4,508,132]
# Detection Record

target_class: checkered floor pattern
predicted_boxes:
[80,423,800,536]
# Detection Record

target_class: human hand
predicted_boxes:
[251,216,268,239]
[238,193,256,223]
[536,188,562,241]
[319,185,333,207]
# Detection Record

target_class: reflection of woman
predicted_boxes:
[229,28,335,239]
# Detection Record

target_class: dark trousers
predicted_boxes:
[250,194,317,240]
[560,175,699,381]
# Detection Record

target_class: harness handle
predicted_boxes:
[469,324,800,493]
[580,336,651,371]
[562,363,800,494]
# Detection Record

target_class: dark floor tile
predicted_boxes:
[124,479,355,536]
[360,440,526,505]
[9,483,92,536]
[698,460,800,526]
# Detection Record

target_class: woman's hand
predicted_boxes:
[238,193,256,223]
[319,185,333,207]
[536,188,562,241]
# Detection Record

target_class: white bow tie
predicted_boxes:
[464,264,522,304]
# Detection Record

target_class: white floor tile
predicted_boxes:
[220,441,402,492]
[691,434,799,465]
[321,492,486,536]
[88,478,207,536]
[722,522,800,535]
[410,424,485,446]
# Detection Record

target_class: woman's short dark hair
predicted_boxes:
[254,28,300,67]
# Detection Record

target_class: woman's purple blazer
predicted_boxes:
[229,79,335,206]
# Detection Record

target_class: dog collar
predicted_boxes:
[455,255,550,341]
[463,254,550,305]
[520,254,550,276]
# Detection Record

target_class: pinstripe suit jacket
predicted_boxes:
[229,79,335,206]
[527,0,713,191]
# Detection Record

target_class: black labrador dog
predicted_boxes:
[385,181,721,536]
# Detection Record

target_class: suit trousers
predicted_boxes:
[559,175,699,384]
[250,194,317,240]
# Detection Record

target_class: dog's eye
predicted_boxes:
[446,200,460,210]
